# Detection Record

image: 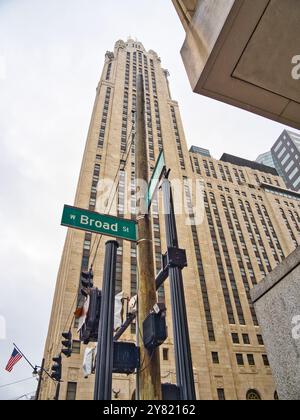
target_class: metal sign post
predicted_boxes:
[162,175,196,401]
[94,240,119,400]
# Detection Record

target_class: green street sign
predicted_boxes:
[61,205,137,242]
[146,150,166,209]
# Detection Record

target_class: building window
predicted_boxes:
[246,389,261,400]
[257,335,264,346]
[262,354,270,366]
[281,153,290,166]
[217,388,226,400]
[106,62,112,80]
[212,352,219,364]
[236,354,244,366]
[247,354,255,366]
[163,348,169,361]
[231,333,239,344]
[72,340,81,354]
[277,147,286,159]
[66,382,77,400]
[274,140,283,153]
[289,167,298,180]
[242,334,250,345]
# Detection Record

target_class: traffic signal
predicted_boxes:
[79,288,101,344]
[112,342,139,374]
[61,331,72,358]
[162,383,180,400]
[81,268,94,288]
[143,303,167,351]
[51,355,62,382]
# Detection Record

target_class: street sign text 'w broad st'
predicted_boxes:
[61,205,137,242]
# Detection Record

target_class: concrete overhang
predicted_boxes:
[177,0,300,129]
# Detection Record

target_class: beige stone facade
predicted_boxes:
[172,0,300,130]
[40,39,300,400]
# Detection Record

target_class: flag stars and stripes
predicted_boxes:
[5,348,23,372]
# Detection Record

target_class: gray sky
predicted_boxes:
[0,0,299,400]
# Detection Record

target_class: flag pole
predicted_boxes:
[12,343,37,371]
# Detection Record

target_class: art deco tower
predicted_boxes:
[40,39,300,400]
[40,39,195,400]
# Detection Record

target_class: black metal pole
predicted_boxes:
[54,381,61,401]
[162,177,196,400]
[94,240,119,400]
[35,358,45,400]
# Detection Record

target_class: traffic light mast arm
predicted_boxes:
[113,313,136,342]
[38,365,58,382]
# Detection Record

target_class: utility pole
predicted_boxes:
[135,74,161,400]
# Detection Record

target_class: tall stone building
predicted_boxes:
[40,39,300,400]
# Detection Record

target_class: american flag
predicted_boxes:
[5,348,23,372]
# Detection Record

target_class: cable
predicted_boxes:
[89,129,135,270]
[0,377,36,389]
[89,122,135,260]
[136,348,155,374]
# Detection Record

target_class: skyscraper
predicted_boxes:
[256,130,300,192]
[40,40,300,400]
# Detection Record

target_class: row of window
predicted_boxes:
[266,186,300,203]
[192,155,280,187]
[98,87,111,148]
[211,351,267,367]
[145,97,155,161]
[255,203,284,264]
[231,332,264,346]
[64,381,272,400]
[126,51,158,96]
[170,106,185,170]
[121,56,130,153]
[221,196,258,325]
[280,208,299,249]
[236,353,269,368]
[205,191,246,325]
[238,200,270,279]
[106,61,112,81]
[204,192,236,325]
[184,178,215,341]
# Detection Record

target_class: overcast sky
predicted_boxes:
[0,0,299,400]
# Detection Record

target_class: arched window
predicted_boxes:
[246,389,261,400]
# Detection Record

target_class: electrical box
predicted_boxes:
[143,312,167,350]
[113,342,139,374]
[162,383,181,400]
